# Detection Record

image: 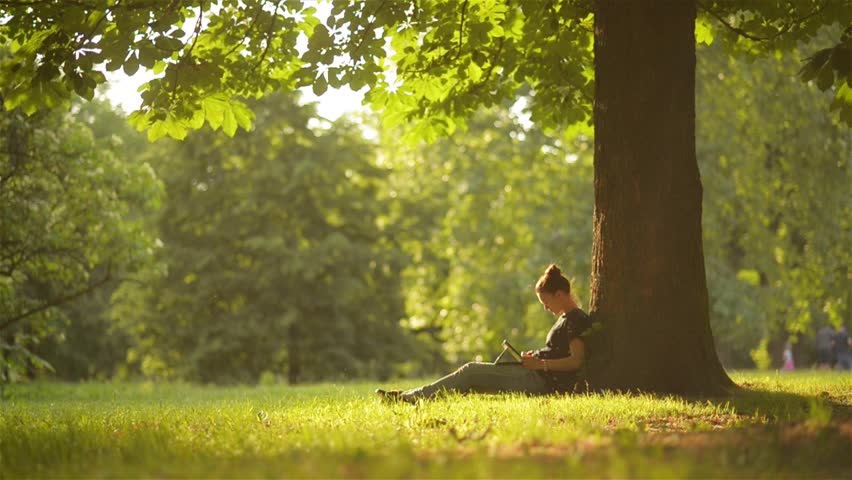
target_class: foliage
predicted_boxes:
[1,0,849,143]
[697,36,852,368]
[0,100,162,382]
[384,107,594,364]
[1,1,850,383]
[26,99,155,381]
[18,38,848,381]
[111,93,413,384]
[2,372,851,477]
[749,339,772,370]
[698,1,852,124]
[0,0,307,139]
[380,36,849,370]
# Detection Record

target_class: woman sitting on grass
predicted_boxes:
[376,264,592,403]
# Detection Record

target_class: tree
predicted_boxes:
[0,100,161,382]
[112,93,412,384]
[383,106,594,368]
[30,99,155,381]
[2,0,850,393]
[586,1,724,392]
[696,33,852,369]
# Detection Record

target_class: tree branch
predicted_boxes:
[188,4,205,53]
[344,0,387,71]
[697,1,832,43]
[222,1,265,58]
[0,262,112,332]
[252,0,283,71]
[456,0,469,60]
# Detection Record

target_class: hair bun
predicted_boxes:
[536,263,571,294]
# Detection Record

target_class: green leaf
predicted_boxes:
[101,40,128,63]
[89,71,106,84]
[695,17,714,46]
[153,60,167,75]
[17,29,54,55]
[128,110,154,132]
[86,10,106,30]
[138,43,160,68]
[816,63,835,91]
[799,48,831,83]
[147,120,169,142]
[312,74,328,96]
[189,108,205,129]
[736,269,761,286]
[308,25,333,50]
[202,94,228,131]
[161,116,188,140]
[230,101,254,131]
[222,105,237,137]
[155,36,183,52]
[466,62,483,82]
[123,55,140,76]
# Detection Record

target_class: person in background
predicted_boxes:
[781,341,795,372]
[833,326,851,371]
[815,325,835,370]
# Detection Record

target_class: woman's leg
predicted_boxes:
[404,362,550,400]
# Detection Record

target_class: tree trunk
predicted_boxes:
[590,0,734,395]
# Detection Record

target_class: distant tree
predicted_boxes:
[2,0,850,393]
[384,107,594,365]
[112,93,412,384]
[29,99,154,381]
[697,35,852,368]
[0,101,161,382]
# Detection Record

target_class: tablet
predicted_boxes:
[501,339,524,363]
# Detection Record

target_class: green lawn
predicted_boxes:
[2,371,850,478]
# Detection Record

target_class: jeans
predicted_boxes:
[404,362,551,399]
[837,353,852,371]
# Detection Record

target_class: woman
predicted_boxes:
[781,341,795,371]
[376,264,592,403]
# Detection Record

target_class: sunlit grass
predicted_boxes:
[1,371,850,478]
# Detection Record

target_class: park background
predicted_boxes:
[2,25,849,386]
[2,1,852,477]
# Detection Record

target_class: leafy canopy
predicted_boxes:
[1,0,850,142]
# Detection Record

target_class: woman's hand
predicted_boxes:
[521,351,542,370]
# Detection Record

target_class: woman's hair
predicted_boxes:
[535,264,571,295]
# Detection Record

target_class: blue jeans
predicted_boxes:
[404,362,551,399]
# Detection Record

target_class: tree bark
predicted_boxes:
[590,0,734,394]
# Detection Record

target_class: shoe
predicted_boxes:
[375,389,415,404]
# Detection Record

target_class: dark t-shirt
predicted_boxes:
[835,330,850,355]
[534,307,592,392]
[816,326,834,351]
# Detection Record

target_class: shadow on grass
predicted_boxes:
[615,384,852,477]
[710,386,850,423]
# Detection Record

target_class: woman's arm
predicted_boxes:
[522,338,585,372]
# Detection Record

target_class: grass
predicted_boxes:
[1,371,850,478]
